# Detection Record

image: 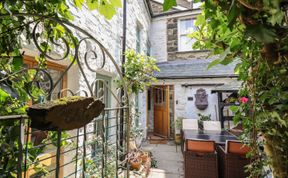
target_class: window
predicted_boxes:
[136,25,142,53]
[147,41,151,56]
[23,56,67,177]
[155,88,164,105]
[95,74,111,107]
[178,18,196,51]
[192,1,202,9]
[24,56,68,100]
[92,74,111,157]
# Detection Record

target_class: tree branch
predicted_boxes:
[237,0,262,11]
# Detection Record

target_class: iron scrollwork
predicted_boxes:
[0,13,129,131]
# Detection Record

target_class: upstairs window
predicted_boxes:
[178,18,196,52]
[192,1,202,9]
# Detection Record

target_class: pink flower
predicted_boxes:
[240,97,249,103]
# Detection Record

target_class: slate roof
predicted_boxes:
[212,80,242,93]
[154,59,238,79]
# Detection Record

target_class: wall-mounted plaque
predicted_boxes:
[195,88,208,110]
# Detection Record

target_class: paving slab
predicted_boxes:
[141,141,184,178]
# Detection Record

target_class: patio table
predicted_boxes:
[183,129,238,145]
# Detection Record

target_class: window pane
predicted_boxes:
[45,68,63,100]
[179,35,195,51]
[179,19,195,35]
[136,25,141,53]
[193,2,202,9]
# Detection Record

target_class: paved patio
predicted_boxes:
[142,141,184,178]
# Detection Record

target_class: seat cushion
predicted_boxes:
[226,140,250,155]
[186,139,215,153]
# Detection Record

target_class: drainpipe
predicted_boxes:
[121,0,127,67]
[120,0,127,147]
[120,0,128,177]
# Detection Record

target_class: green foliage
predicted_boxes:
[163,0,177,11]
[86,0,122,19]
[116,49,160,95]
[0,0,121,177]
[197,113,211,130]
[191,0,288,177]
[84,136,117,178]
[175,117,183,130]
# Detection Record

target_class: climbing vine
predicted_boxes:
[0,0,122,176]
[191,0,288,177]
[117,49,159,95]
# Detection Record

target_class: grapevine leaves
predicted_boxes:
[163,0,176,11]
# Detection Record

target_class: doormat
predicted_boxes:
[147,134,167,144]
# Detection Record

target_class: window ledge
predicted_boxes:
[176,50,209,53]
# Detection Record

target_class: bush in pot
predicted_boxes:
[174,117,183,144]
[197,113,211,131]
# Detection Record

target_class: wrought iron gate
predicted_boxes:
[0,14,130,178]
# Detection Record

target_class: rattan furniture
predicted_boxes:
[184,139,218,178]
[181,119,198,152]
[218,140,250,178]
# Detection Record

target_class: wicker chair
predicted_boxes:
[184,139,218,178]
[218,140,250,178]
[181,119,199,153]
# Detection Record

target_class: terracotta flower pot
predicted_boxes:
[140,151,149,163]
[175,134,181,145]
[130,158,142,171]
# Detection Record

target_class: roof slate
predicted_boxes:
[212,80,242,92]
[154,59,238,79]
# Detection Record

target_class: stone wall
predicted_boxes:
[59,2,151,170]
[167,18,178,55]
[176,0,192,9]
[168,50,209,60]
[149,0,163,14]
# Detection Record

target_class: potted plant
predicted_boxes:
[174,117,183,144]
[139,151,149,163]
[130,158,142,170]
[197,113,211,131]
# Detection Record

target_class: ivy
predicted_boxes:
[190,0,288,177]
[0,0,122,176]
[116,49,159,95]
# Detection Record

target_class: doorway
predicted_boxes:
[153,86,170,138]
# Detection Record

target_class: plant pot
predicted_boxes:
[140,151,149,163]
[27,96,105,131]
[129,158,142,171]
[175,134,181,145]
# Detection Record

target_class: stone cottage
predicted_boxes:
[145,0,239,139]
[20,0,239,175]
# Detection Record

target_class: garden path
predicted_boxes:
[142,141,184,178]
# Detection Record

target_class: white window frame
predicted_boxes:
[136,24,142,53]
[177,17,196,52]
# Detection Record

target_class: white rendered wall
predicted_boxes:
[150,18,167,62]
[155,78,238,122]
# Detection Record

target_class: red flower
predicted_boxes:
[240,97,249,103]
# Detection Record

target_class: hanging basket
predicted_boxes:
[27,96,105,131]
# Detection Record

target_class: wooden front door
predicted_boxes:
[153,86,169,137]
